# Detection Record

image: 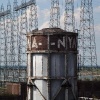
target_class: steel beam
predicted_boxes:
[0,10,11,17]
[14,1,35,11]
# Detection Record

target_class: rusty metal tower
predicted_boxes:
[64,0,75,32]
[50,0,60,28]
[79,0,97,79]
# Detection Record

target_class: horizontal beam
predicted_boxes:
[0,10,11,17]
[14,0,35,11]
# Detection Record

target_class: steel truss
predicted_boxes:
[0,0,38,83]
[5,1,13,82]
[0,5,6,82]
[50,0,60,28]
[64,0,75,32]
[29,0,38,31]
[79,0,98,80]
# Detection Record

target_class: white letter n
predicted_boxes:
[58,37,65,48]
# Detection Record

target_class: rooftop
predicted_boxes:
[29,28,77,35]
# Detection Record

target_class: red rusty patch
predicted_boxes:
[27,34,77,52]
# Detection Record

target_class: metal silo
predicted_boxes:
[27,28,78,100]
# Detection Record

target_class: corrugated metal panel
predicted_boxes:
[67,53,77,100]
[33,80,48,100]
[50,53,65,77]
[29,53,66,100]
[67,35,77,51]
[50,53,65,100]
[31,36,47,50]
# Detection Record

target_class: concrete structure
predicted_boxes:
[27,28,78,100]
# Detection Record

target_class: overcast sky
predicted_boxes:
[1,0,100,65]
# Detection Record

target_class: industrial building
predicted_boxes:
[27,28,78,100]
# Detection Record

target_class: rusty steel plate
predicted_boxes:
[27,34,77,51]
[67,35,77,51]
[31,35,47,50]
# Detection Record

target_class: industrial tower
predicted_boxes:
[0,0,38,83]
[13,0,20,82]
[6,1,13,82]
[0,4,6,82]
[29,0,38,31]
[50,0,60,28]
[79,0,97,79]
[0,0,99,84]
[64,0,75,32]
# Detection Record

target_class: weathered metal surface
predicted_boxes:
[27,28,78,100]
[50,35,66,51]
[6,83,21,95]
[67,53,77,100]
[50,53,65,100]
[27,34,77,52]
[31,35,47,51]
